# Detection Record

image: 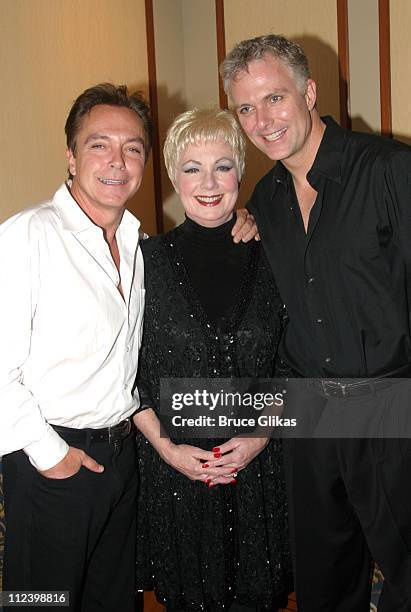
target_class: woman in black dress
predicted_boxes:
[134,108,292,611]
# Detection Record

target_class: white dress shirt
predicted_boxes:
[0,183,144,470]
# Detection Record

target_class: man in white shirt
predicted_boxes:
[0,83,150,611]
[0,83,255,611]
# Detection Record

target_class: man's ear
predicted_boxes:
[304,79,317,111]
[66,148,76,177]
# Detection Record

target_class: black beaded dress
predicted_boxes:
[135,216,293,611]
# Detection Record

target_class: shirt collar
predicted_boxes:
[53,182,140,235]
[309,115,345,183]
[272,115,346,188]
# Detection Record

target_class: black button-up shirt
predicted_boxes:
[248,116,411,377]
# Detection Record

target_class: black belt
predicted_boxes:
[313,379,393,398]
[52,418,133,444]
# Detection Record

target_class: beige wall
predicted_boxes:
[152,0,185,230]
[4,1,408,232]
[153,0,220,230]
[182,1,219,108]
[0,0,157,234]
[348,0,381,133]
[224,0,340,207]
[390,0,411,142]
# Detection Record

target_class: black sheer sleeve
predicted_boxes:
[134,334,155,414]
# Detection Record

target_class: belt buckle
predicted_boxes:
[321,380,346,397]
[108,418,131,444]
[320,380,329,395]
[123,418,132,436]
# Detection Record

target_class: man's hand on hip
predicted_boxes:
[38,446,104,479]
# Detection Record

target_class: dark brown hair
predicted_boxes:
[65,83,153,161]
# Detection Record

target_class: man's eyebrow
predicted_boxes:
[265,88,288,97]
[126,136,146,150]
[84,134,146,149]
[235,89,289,107]
[84,133,110,144]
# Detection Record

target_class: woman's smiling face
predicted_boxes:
[174,139,239,228]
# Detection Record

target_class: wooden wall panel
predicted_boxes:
[337,0,351,129]
[378,0,392,137]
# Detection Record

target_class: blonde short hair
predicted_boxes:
[163,108,246,184]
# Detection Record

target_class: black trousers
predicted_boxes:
[2,430,138,612]
[283,382,411,612]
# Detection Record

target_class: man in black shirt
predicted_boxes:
[221,34,411,611]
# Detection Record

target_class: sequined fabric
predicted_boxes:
[136,219,293,611]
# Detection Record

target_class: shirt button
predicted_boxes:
[325,356,331,363]
[307,277,315,285]
[316,318,323,324]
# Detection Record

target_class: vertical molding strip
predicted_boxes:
[145,0,164,234]
[336,0,351,129]
[215,0,228,109]
[378,0,392,137]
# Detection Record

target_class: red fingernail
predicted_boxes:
[212,447,220,452]
[205,479,211,484]
[230,479,237,485]
[214,453,221,458]
[208,483,215,488]
[202,464,209,468]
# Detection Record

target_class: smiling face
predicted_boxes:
[174,140,239,228]
[229,54,317,169]
[67,104,146,224]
